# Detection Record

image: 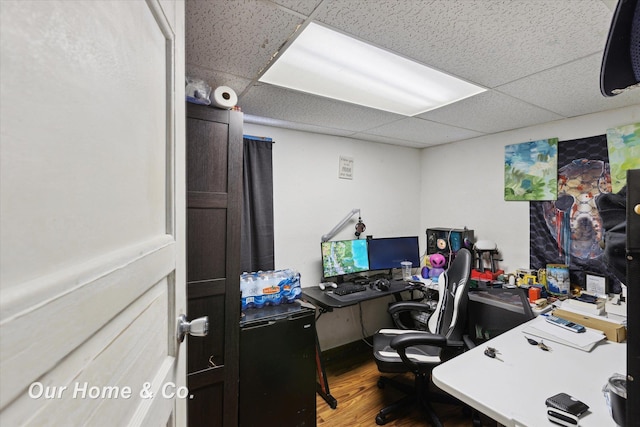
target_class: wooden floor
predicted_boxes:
[316,342,498,427]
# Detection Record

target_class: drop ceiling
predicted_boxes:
[186,0,639,148]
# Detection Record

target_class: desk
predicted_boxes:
[303,280,429,408]
[432,318,625,427]
[302,280,417,312]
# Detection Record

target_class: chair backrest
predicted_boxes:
[427,248,472,342]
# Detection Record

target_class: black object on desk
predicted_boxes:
[304,280,412,311]
[467,287,534,342]
[333,282,367,296]
[545,392,589,416]
[239,301,316,427]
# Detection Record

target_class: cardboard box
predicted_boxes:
[553,308,626,342]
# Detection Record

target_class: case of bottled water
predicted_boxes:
[240,269,302,310]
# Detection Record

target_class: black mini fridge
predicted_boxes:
[239,301,316,427]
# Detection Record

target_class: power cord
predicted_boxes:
[358,302,373,347]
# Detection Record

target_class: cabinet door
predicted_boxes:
[186,104,243,427]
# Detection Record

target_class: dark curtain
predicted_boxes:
[241,136,274,273]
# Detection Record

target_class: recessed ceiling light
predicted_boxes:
[259,22,486,116]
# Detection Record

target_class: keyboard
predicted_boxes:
[333,283,367,296]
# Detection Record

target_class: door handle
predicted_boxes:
[176,314,208,342]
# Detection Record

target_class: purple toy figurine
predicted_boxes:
[428,253,446,279]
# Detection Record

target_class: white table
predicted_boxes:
[432,318,626,427]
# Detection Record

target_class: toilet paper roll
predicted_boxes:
[212,86,237,109]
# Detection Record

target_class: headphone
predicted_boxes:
[355,217,366,237]
[371,278,390,291]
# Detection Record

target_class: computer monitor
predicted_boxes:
[367,236,420,271]
[321,239,370,279]
[467,288,534,342]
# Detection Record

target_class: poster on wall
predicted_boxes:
[529,134,623,293]
[504,138,558,201]
[606,122,640,193]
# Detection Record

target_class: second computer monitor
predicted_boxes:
[368,236,420,270]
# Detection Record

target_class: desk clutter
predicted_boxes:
[546,392,589,426]
[322,277,425,302]
[467,258,627,334]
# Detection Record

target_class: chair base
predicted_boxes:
[375,374,481,427]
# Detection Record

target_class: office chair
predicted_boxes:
[372,248,474,426]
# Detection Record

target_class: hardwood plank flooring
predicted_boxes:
[316,342,498,426]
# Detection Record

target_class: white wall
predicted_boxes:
[242,123,422,349]
[244,103,639,350]
[420,104,640,274]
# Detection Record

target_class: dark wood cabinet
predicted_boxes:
[186,103,243,427]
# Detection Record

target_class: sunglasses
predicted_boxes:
[526,336,551,351]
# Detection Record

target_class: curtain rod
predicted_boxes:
[243,134,274,143]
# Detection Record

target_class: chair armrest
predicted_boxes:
[390,331,446,349]
[389,332,466,372]
[388,301,433,329]
[463,334,476,349]
[388,301,431,315]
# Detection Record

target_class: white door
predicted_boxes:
[0,1,187,426]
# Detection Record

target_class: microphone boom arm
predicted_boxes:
[321,208,363,242]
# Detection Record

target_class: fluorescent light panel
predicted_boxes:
[259,23,486,116]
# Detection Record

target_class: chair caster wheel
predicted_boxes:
[375,414,387,425]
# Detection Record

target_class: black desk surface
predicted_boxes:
[302,280,415,311]
[240,299,316,326]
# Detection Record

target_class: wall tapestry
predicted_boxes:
[504,138,558,201]
[529,134,623,293]
[606,122,640,193]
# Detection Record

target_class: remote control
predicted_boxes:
[545,315,586,333]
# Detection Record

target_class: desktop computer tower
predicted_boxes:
[239,303,316,427]
[426,228,474,258]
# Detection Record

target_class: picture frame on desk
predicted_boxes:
[585,272,608,297]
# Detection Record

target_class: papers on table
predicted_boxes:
[522,316,606,352]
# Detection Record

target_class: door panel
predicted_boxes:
[0,1,186,426]
[187,209,227,281]
[188,290,227,373]
[187,120,230,193]
[186,105,242,427]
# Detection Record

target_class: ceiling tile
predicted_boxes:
[272,0,322,16]
[239,84,404,132]
[348,132,435,148]
[363,117,484,146]
[417,91,564,133]
[243,114,354,137]
[313,0,613,87]
[599,0,618,12]
[185,0,303,80]
[497,54,640,117]
[186,63,253,96]
[184,0,638,148]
